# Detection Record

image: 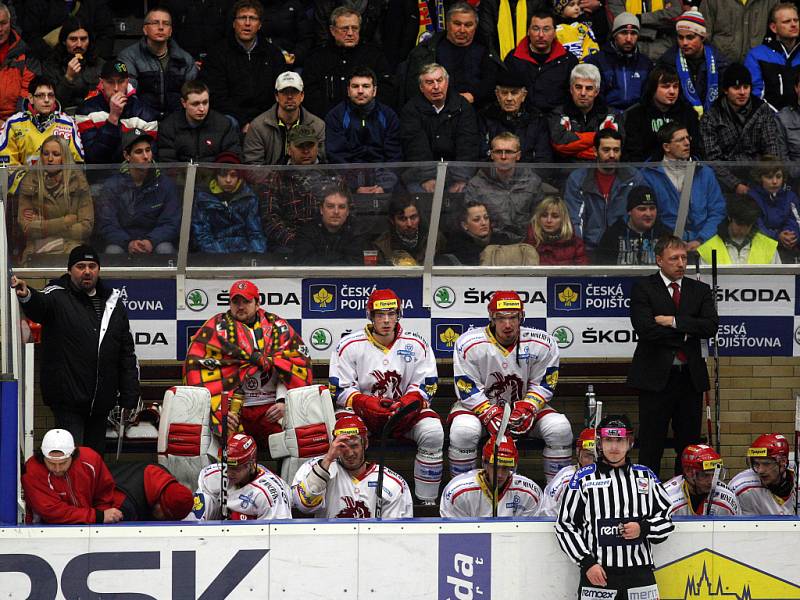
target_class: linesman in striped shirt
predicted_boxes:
[555,415,674,599]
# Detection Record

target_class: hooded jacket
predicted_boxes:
[504,37,579,113]
[748,184,800,240]
[586,41,653,110]
[0,30,38,121]
[622,98,701,162]
[191,178,267,254]
[744,36,800,111]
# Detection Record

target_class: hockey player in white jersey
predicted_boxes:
[538,427,596,517]
[450,290,573,481]
[440,435,542,518]
[292,414,413,518]
[664,444,739,516]
[328,288,443,504]
[730,434,798,516]
[189,433,292,521]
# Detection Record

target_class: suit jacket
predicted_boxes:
[627,272,718,393]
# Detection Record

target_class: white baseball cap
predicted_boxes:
[275,71,304,92]
[41,429,75,460]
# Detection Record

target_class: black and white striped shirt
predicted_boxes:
[555,460,674,569]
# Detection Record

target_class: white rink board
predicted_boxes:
[2,519,800,599]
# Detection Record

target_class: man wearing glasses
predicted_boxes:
[201,0,288,133]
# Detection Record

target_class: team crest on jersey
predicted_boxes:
[397,344,416,363]
[370,370,402,398]
[505,494,522,513]
[485,372,524,402]
[337,496,371,518]
[239,491,256,509]
[192,493,205,518]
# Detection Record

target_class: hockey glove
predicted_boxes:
[391,391,424,432]
[508,402,537,436]
[478,403,504,435]
[351,393,397,428]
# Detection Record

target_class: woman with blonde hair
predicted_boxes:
[17,135,93,262]
[525,195,588,265]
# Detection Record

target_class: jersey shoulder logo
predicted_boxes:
[632,464,660,483]
[570,464,597,489]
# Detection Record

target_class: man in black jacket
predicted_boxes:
[12,246,139,454]
[158,80,241,162]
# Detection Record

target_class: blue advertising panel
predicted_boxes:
[547,277,635,317]
[438,533,491,600]
[302,278,428,319]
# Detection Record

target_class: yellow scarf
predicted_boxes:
[498,0,527,60]
[624,0,663,14]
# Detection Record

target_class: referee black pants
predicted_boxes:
[578,565,658,599]
[637,365,702,479]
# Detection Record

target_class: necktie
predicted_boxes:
[670,282,688,362]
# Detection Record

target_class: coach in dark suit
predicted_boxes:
[627,235,718,478]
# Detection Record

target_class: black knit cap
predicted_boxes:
[721,63,752,89]
[67,245,101,270]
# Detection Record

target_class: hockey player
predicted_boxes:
[439,435,542,518]
[291,414,413,519]
[328,288,443,504]
[190,433,292,521]
[663,444,740,516]
[538,427,596,517]
[450,290,573,481]
[730,433,798,516]
[556,415,674,598]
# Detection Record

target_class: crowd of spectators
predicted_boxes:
[2,0,800,265]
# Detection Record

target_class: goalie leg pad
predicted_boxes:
[409,417,444,502]
[448,413,481,477]
[533,411,574,482]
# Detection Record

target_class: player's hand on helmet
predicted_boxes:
[509,402,537,436]
[478,404,504,435]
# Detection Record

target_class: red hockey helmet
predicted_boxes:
[482,435,519,468]
[681,444,723,473]
[333,414,368,442]
[487,291,524,318]
[227,433,257,467]
[366,289,402,320]
[747,433,790,466]
[575,428,596,454]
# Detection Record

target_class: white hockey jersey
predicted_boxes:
[663,474,740,516]
[452,325,559,414]
[439,469,542,518]
[329,324,438,407]
[729,469,798,516]
[538,464,578,517]
[292,457,413,519]
[189,463,293,521]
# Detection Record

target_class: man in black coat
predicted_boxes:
[12,246,139,454]
[627,235,718,478]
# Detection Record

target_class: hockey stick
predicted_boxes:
[220,397,229,520]
[115,407,125,461]
[695,255,714,447]
[584,384,596,429]
[711,250,721,453]
[704,462,722,516]
[795,394,800,516]
[491,401,513,518]
[375,400,422,520]
[590,400,603,462]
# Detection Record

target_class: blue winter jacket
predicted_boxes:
[96,166,180,248]
[585,42,652,111]
[744,38,800,111]
[748,184,800,239]
[191,179,267,253]
[641,161,726,244]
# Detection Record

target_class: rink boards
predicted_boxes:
[1,518,800,599]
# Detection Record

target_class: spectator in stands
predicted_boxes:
[21,429,122,524]
[749,157,800,261]
[777,72,800,164]
[158,80,241,162]
[292,186,369,265]
[200,0,287,131]
[700,62,786,193]
[75,60,159,164]
[313,0,387,48]
[258,0,314,67]
[594,184,671,265]
[12,246,139,453]
[303,7,394,118]
[42,17,104,110]
[479,0,539,60]
[17,135,93,263]
[444,199,513,265]
[585,13,652,111]
[191,152,267,254]
[700,0,779,62]
[373,193,444,265]
[698,193,781,264]
[548,63,620,163]
[608,0,679,60]
[402,3,500,108]
[400,63,480,193]
[479,68,552,162]
[525,195,588,265]
[744,3,800,111]
[623,65,701,162]
[96,130,180,255]
[658,10,730,118]
[243,71,325,165]
[465,132,544,243]
[118,7,198,121]
[110,462,194,521]
[564,128,641,253]
[258,125,342,251]
[0,4,38,128]
[325,66,402,194]
[504,10,578,113]
[642,122,725,250]
[553,0,599,62]
[160,0,238,63]
[17,0,114,61]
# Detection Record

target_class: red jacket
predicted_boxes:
[0,30,36,120]
[22,447,115,524]
[526,231,588,265]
